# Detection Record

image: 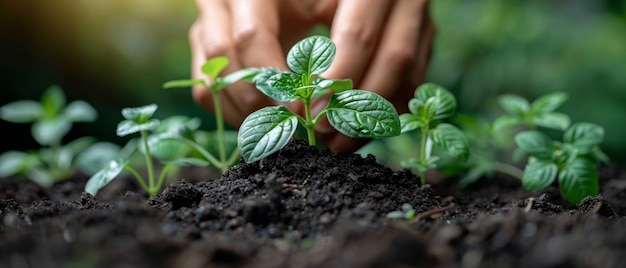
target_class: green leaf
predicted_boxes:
[63,101,97,122]
[563,122,604,154]
[287,35,335,75]
[430,123,470,161]
[32,118,71,146]
[522,157,558,191]
[0,151,40,177]
[163,79,206,89]
[399,113,422,133]
[407,98,423,116]
[85,159,128,196]
[116,119,160,137]
[514,130,553,159]
[41,85,66,118]
[76,142,122,175]
[258,72,301,103]
[414,83,457,120]
[498,94,529,116]
[201,56,229,81]
[0,100,43,123]
[121,104,158,122]
[558,157,599,204]
[531,92,568,114]
[491,115,523,132]
[221,68,261,87]
[532,112,570,130]
[326,91,401,138]
[313,78,353,93]
[238,106,298,163]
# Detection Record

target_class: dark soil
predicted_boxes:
[1,139,625,268]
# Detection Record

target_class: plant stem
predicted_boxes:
[212,90,227,166]
[419,124,430,186]
[141,130,156,195]
[491,161,524,180]
[303,101,316,146]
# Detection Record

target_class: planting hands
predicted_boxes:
[190,0,435,153]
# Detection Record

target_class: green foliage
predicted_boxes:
[515,123,605,204]
[238,35,401,163]
[163,56,260,172]
[386,203,416,220]
[493,92,570,131]
[85,104,231,196]
[0,85,119,187]
[399,83,470,186]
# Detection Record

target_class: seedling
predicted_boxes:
[85,104,225,196]
[386,203,416,220]
[492,92,571,132]
[163,56,260,171]
[0,85,118,187]
[515,122,606,204]
[238,35,401,163]
[399,83,470,186]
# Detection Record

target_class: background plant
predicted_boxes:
[399,83,470,186]
[163,56,259,172]
[85,104,230,196]
[238,35,401,163]
[515,122,606,204]
[0,85,119,187]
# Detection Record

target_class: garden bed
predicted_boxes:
[1,139,625,268]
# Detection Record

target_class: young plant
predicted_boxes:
[238,35,401,162]
[399,83,470,186]
[0,85,118,187]
[514,122,607,204]
[492,92,571,132]
[163,56,260,172]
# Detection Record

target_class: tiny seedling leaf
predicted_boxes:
[514,130,553,159]
[414,83,457,120]
[491,115,523,132]
[558,157,599,204]
[522,157,558,191]
[85,159,128,196]
[238,106,298,163]
[430,123,470,161]
[563,122,604,154]
[287,35,335,75]
[533,112,571,130]
[116,119,160,137]
[163,79,206,89]
[531,92,568,114]
[399,114,422,133]
[201,56,229,81]
[41,85,66,117]
[261,72,302,102]
[221,68,261,87]
[0,100,43,123]
[32,118,72,146]
[326,91,401,138]
[498,94,530,116]
[121,104,158,122]
[63,101,98,122]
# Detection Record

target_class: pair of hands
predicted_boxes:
[190,0,435,154]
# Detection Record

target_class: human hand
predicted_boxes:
[190,0,435,154]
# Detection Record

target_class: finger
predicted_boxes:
[358,0,429,108]
[322,0,392,84]
[191,0,244,126]
[389,1,436,114]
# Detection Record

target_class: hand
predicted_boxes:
[190,0,435,154]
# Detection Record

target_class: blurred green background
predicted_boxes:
[1,0,625,166]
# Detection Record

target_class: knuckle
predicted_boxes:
[387,46,416,67]
[334,25,376,48]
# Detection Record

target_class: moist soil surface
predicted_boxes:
[1,139,625,268]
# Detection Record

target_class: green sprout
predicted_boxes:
[399,83,470,186]
[492,92,571,132]
[163,56,260,172]
[0,85,119,187]
[514,122,607,204]
[238,35,401,163]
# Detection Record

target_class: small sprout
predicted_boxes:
[238,35,401,163]
[493,92,570,131]
[514,122,607,204]
[386,203,416,220]
[0,85,118,187]
[399,83,470,186]
[163,56,260,172]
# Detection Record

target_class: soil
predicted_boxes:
[1,139,625,268]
